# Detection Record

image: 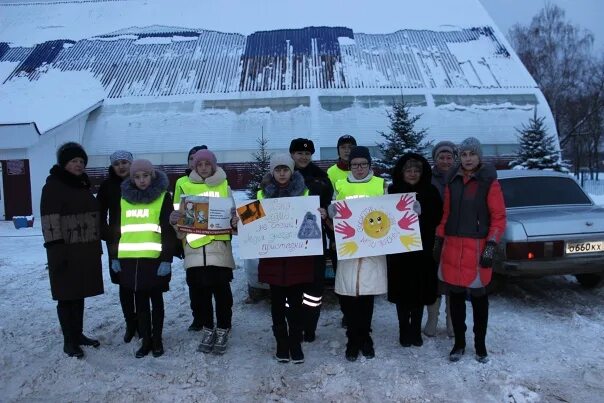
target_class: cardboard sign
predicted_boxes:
[236,196,324,259]
[177,195,234,235]
[332,193,423,260]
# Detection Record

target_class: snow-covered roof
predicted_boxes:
[0,0,536,99]
[0,70,104,134]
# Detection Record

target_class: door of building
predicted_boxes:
[1,159,32,220]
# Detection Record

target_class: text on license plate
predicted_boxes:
[565,241,604,254]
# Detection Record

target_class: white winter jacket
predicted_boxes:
[334,171,388,296]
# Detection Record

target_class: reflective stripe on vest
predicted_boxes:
[118,192,165,258]
[179,180,230,248]
[335,176,384,200]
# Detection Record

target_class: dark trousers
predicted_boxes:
[195,283,233,329]
[119,285,136,322]
[396,303,423,343]
[270,284,303,330]
[449,291,489,351]
[56,299,85,344]
[135,290,164,342]
[301,256,325,335]
[339,295,374,347]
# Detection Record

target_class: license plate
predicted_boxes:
[565,241,604,254]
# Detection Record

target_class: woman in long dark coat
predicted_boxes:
[41,142,104,358]
[387,153,442,348]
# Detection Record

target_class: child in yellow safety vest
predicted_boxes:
[169,149,238,355]
[113,159,176,358]
[329,146,388,362]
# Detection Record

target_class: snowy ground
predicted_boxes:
[1,196,604,402]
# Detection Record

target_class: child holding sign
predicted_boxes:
[257,153,317,364]
[331,146,388,362]
[169,149,238,355]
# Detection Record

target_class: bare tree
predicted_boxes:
[508,4,602,171]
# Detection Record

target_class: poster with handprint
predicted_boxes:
[332,193,422,260]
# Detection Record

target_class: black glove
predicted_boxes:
[47,243,67,272]
[433,236,444,263]
[479,241,497,268]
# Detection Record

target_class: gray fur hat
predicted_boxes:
[458,137,483,159]
[431,141,457,160]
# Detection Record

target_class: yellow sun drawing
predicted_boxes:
[362,210,391,239]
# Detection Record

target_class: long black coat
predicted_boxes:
[41,166,104,301]
[387,153,442,307]
[118,170,176,292]
[96,166,125,284]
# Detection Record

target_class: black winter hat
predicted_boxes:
[187,145,208,160]
[348,146,372,164]
[289,138,315,154]
[57,142,88,168]
[337,135,357,148]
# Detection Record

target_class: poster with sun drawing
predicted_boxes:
[332,193,422,260]
[236,196,324,259]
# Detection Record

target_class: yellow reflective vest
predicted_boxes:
[179,180,230,248]
[173,175,190,210]
[327,164,349,191]
[335,176,385,200]
[118,193,165,259]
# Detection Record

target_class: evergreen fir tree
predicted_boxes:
[247,131,271,199]
[374,101,431,179]
[509,113,569,172]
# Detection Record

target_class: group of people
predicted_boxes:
[40,134,506,365]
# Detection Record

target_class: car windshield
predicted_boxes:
[499,176,592,208]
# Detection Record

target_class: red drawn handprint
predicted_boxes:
[334,201,352,219]
[396,194,413,211]
[335,221,356,239]
[398,212,418,230]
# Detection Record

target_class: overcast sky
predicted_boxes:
[479,0,603,53]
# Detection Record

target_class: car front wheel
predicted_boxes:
[574,273,603,288]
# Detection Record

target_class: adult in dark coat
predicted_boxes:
[96,150,137,342]
[41,142,104,358]
[289,138,334,342]
[387,153,442,348]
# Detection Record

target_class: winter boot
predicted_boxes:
[197,327,216,353]
[360,333,375,359]
[445,295,454,338]
[124,315,138,343]
[57,303,84,359]
[472,294,489,363]
[135,310,152,358]
[288,325,304,364]
[397,307,412,347]
[212,328,230,355]
[423,297,440,337]
[410,306,424,347]
[449,292,467,362]
[345,328,361,362]
[73,299,100,348]
[152,335,164,358]
[272,325,290,363]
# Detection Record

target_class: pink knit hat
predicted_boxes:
[130,159,155,177]
[192,149,217,172]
